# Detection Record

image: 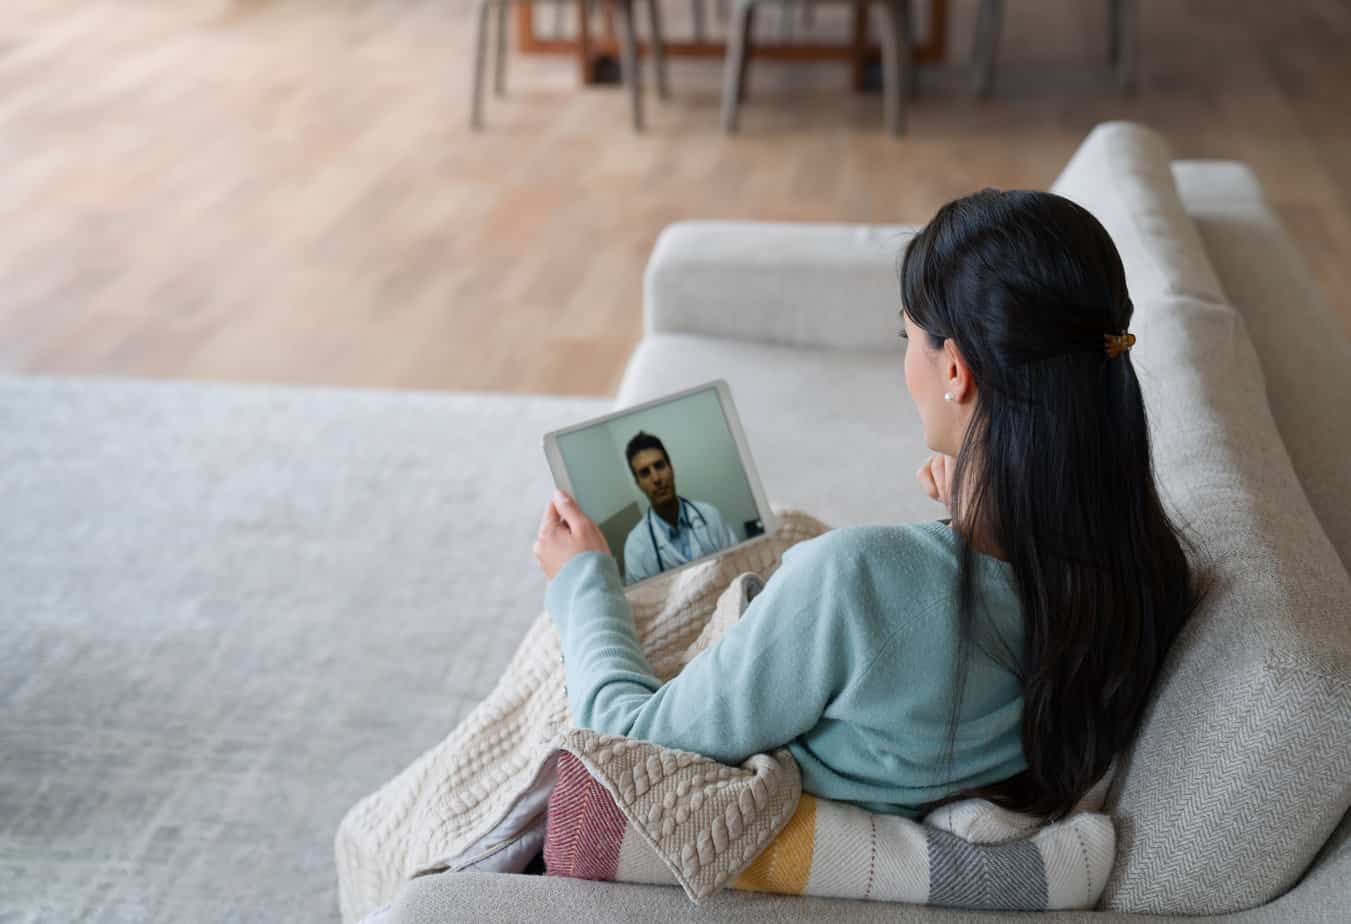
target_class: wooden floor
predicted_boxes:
[2,0,1348,396]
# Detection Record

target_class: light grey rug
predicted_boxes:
[1,375,609,923]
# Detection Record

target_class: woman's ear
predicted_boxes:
[943,340,976,403]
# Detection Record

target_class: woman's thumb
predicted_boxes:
[553,490,582,527]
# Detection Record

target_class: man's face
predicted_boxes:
[630,448,675,506]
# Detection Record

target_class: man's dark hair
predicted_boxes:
[625,431,669,477]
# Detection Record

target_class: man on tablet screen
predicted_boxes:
[622,432,740,585]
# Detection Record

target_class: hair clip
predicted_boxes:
[1105,331,1136,359]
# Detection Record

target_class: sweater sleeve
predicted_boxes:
[544,536,860,764]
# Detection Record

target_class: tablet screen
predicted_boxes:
[545,382,771,586]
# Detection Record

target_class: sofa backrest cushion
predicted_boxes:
[643,221,910,352]
[1052,122,1351,914]
[1052,122,1227,308]
[1172,159,1351,575]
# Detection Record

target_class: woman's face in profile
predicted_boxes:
[901,312,942,452]
[901,311,972,459]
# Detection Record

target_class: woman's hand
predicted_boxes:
[535,490,612,581]
[917,453,957,510]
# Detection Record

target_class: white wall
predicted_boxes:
[556,425,636,525]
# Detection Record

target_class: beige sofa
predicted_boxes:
[377,123,1351,921]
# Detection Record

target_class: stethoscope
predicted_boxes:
[645,497,709,572]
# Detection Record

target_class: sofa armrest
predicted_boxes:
[641,221,914,352]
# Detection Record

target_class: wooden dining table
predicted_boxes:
[515,0,947,91]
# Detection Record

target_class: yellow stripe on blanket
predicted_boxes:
[732,795,817,894]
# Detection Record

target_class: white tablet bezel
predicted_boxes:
[542,379,777,588]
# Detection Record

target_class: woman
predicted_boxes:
[534,189,1204,821]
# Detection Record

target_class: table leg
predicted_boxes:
[524,0,946,90]
[577,0,594,82]
[851,1,869,92]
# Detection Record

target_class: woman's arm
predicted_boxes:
[545,537,855,764]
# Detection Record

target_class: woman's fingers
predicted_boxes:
[539,496,564,535]
[547,491,611,556]
[552,490,587,530]
[917,458,940,501]
[935,454,957,507]
[918,454,955,508]
[940,455,953,506]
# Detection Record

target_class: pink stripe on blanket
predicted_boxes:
[544,751,627,881]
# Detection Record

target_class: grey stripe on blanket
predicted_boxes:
[928,827,1047,910]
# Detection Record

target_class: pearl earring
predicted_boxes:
[944,392,954,402]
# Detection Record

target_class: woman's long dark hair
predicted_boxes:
[900,189,1205,820]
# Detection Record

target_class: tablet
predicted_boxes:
[543,380,776,588]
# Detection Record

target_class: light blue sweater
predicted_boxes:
[545,519,1027,818]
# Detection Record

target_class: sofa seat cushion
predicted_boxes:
[379,870,1127,924]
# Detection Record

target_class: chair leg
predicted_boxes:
[553,0,567,38]
[721,0,755,132]
[779,0,793,40]
[494,1,509,96]
[647,0,670,99]
[1113,0,1139,94]
[897,0,918,101]
[716,0,730,22]
[738,6,755,101]
[971,0,1003,99]
[470,0,495,129]
[874,0,909,137]
[616,0,644,131]
[692,0,706,42]
[1108,0,1120,64]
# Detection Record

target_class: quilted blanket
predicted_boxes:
[335,510,831,923]
[335,510,1115,922]
[544,732,1114,910]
